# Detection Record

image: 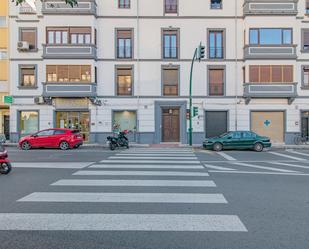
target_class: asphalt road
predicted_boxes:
[0,147,308,249]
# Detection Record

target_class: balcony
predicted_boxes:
[42,0,97,15]
[244,83,297,104]
[244,0,298,16]
[244,45,297,60]
[42,82,97,97]
[43,44,97,59]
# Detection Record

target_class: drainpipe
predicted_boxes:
[234,0,239,131]
[136,0,141,142]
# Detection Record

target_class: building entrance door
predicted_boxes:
[301,111,309,138]
[56,111,90,142]
[162,108,180,142]
[4,115,10,140]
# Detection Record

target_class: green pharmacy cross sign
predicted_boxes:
[3,96,13,104]
[264,120,271,127]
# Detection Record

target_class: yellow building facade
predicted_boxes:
[0,0,10,140]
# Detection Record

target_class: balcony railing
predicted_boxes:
[43,44,97,59]
[244,82,297,104]
[42,82,97,97]
[243,0,298,16]
[42,0,97,15]
[244,45,297,59]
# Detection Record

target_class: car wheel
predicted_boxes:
[254,142,264,152]
[59,141,70,150]
[213,142,223,152]
[21,141,31,150]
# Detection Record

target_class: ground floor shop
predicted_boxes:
[9,97,308,145]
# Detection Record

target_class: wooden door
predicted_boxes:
[162,108,180,142]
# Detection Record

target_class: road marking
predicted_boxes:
[217,152,237,161]
[204,164,236,171]
[73,170,209,177]
[109,156,197,160]
[119,152,193,154]
[270,162,309,170]
[286,149,309,157]
[100,160,201,164]
[208,170,309,176]
[202,160,309,163]
[12,162,92,169]
[0,214,247,232]
[116,153,195,156]
[231,162,297,173]
[51,179,216,187]
[269,152,306,161]
[90,164,204,169]
[18,192,227,204]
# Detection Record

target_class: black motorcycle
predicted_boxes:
[107,130,129,150]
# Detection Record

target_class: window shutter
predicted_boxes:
[209,69,224,96]
[117,30,132,39]
[163,69,178,86]
[260,66,271,83]
[69,65,81,82]
[58,65,69,82]
[249,66,259,83]
[21,29,36,49]
[306,0,309,8]
[283,66,293,82]
[303,30,309,46]
[271,66,282,82]
[69,27,91,34]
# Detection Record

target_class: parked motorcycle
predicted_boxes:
[0,143,11,175]
[107,130,129,150]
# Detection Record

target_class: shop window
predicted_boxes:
[19,111,39,134]
[113,111,137,133]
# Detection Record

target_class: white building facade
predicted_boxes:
[8,0,309,144]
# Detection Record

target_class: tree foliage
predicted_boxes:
[13,0,77,7]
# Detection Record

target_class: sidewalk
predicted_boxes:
[4,142,309,149]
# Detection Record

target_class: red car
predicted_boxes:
[19,128,83,150]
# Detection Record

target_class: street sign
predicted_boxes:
[3,95,13,104]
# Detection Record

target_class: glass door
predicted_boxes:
[56,111,90,142]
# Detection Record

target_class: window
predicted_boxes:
[0,51,7,60]
[232,132,242,139]
[165,0,177,14]
[47,27,91,45]
[116,29,133,59]
[20,111,39,135]
[162,67,179,96]
[0,16,6,27]
[116,67,133,96]
[302,29,309,52]
[302,66,309,88]
[163,30,178,59]
[208,68,224,96]
[46,65,91,82]
[249,65,293,83]
[249,28,292,45]
[37,130,54,136]
[209,30,224,59]
[242,131,257,139]
[211,0,222,9]
[54,130,66,135]
[20,28,37,50]
[113,111,137,133]
[119,0,130,8]
[19,65,36,88]
[306,0,309,14]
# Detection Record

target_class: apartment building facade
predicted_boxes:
[0,0,10,140]
[8,0,309,144]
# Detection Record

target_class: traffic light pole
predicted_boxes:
[189,48,198,146]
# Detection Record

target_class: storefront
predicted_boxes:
[19,110,39,135]
[301,111,309,139]
[112,110,137,141]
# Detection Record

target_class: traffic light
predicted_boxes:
[193,107,198,117]
[186,109,191,120]
[197,43,206,62]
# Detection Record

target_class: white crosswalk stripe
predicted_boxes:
[52,179,217,187]
[217,152,237,161]
[231,162,298,173]
[3,148,247,233]
[269,151,306,161]
[269,162,309,170]
[286,149,309,157]
[204,164,236,171]
[12,162,93,169]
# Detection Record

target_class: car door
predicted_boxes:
[223,131,242,149]
[32,130,55,148]
[241,131,256,149]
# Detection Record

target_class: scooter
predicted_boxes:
[0,143,11,175]
[107,130,129,151]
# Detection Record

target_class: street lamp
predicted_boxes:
[189,42,205,146]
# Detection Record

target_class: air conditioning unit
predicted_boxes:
[34,97,45,105]
[17,41,30,51]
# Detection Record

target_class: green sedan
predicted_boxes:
[203,131,271,152]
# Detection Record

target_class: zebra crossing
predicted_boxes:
[0,147,247,232]
[202,149,309,175]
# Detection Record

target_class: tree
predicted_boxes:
[13,0,77,7]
